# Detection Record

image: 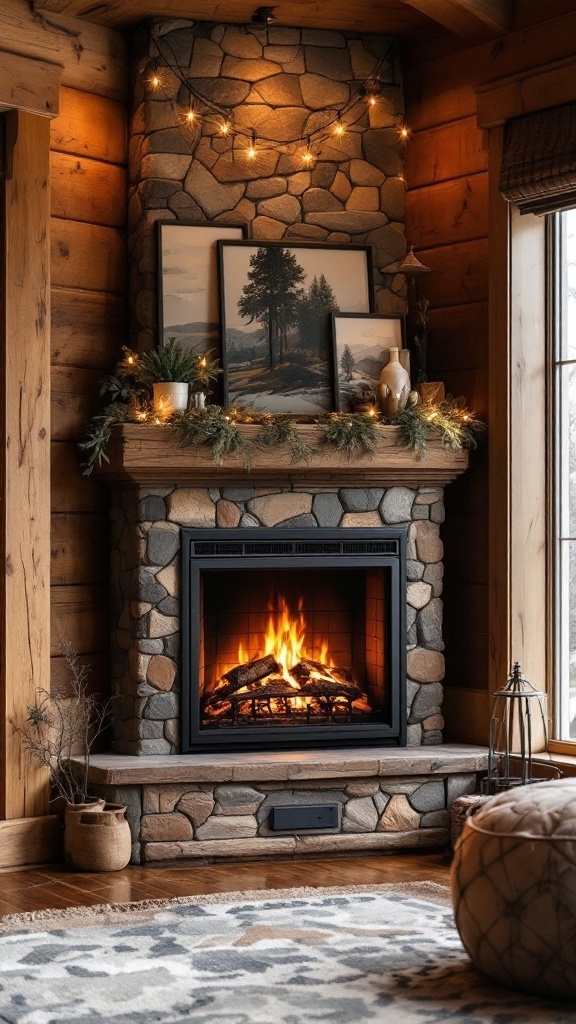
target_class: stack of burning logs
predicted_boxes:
[203,653,372,726]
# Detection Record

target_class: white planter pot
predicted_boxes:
[153,381,189,416]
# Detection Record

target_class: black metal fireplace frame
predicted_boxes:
[180,528,407,753]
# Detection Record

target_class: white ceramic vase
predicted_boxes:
[153,381,189,416]
[378,347,411,415]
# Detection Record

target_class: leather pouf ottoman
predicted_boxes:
[451,779,576,999]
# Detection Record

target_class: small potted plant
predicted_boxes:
[12,643,131,871]
[80,342,221,474]
[137,337,208,416]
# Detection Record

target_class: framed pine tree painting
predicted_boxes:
[218,240,373,415]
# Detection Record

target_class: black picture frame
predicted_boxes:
[332,312,407,412]
[218,239,373,415]
[157,219,249,355]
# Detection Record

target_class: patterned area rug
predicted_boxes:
[0,883,574,1024]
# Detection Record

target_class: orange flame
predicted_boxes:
[237,594,332,687]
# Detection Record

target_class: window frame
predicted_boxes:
[549,211,576,752]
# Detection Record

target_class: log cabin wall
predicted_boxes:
[1,0,128,719]
[403,0,576,743]
[0,0,128,858]
[47,35,129,700]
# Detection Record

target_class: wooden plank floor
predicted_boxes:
[0,852,450,916]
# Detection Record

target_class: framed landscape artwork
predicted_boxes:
[332,313,406,412]
[218,240,373,415]
[157,221,248,355]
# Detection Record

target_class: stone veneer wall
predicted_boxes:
[129,20,407,349]
[96,769,477,864]
[111,484,445,755]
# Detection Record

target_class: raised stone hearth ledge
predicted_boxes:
[75,746,488,863]
[99,424,468,487]
[79,745,488,785]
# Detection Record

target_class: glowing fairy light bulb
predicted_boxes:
[333,112,345,138]
[219,119,232,136]
[185,108,196,124]
[146,62,162,91]
[247,131,257,160]
[301,136,314,167]
[397,124,411,142]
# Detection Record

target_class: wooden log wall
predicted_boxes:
[50,85,128,696]
[403,1,576,742]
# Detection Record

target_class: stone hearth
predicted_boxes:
[81,746,488,864]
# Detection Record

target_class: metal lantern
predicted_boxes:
[482,662,555,794]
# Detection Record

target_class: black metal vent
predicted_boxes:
[191,539,399,558]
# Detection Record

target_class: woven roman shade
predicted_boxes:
[500,101,576,215]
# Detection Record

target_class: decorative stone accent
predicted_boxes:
[129,20,406,352]
[196,814,258,840]
[380,487,414,524]
[140,813,193,841]
[178,791,215,827]
[341,511,382,527]
[247,492,312,526]
[216,499,241,527]
[339,488,383,513]
[407,582,432,610]
[342,796,379,833]
[407,648,445,684]
[412,521,444,563]
[147,655,177,691]
[377,794,420,832]
[167,489,216,527]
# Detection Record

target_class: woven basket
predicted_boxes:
[64,798,106,865]
[450,794,491,851]
[68,803,132,872]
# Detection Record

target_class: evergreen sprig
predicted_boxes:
[171,407,252,466]
[318,413,380,457]
[391,399,485,456]
[256,415,318,464]
[79,402,133,476]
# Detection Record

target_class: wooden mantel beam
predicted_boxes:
[400,0,513,40]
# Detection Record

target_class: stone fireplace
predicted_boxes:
[82,17,489,863]
[84,422,488,864]
[111,479,445,756]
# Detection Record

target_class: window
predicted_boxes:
[553,208,576,741]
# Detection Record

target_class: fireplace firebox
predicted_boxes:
[181,529,407,752]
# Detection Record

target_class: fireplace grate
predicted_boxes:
[191,539,399,558]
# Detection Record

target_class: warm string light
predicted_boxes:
[247,130,257,160]
[142,36,411,167]
[333,111,345,138]
[301,136,314,167]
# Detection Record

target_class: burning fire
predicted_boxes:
[238,595,332,687]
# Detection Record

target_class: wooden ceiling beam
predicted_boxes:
[399,0,513,40]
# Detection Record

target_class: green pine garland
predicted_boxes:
[391,399,485,456]
[171,407,252,467]
[79,402,134,475]
[318,413,380,457]
[256,415,318,464]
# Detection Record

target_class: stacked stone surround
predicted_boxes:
[129,20,407,349]
[111,483,446,756]
[95,767,479,864]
